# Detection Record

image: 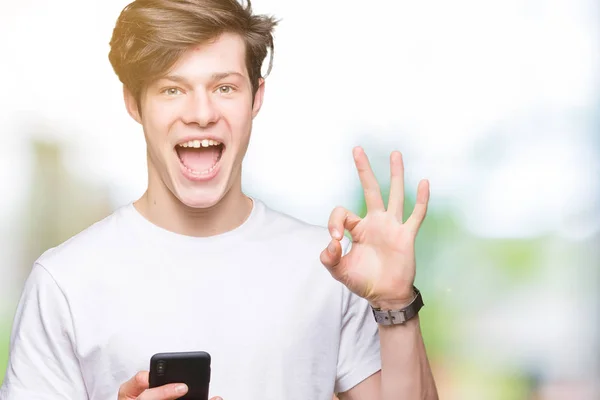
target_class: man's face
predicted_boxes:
[125,33,264,208]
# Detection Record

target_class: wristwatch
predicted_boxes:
[371,286,424,325]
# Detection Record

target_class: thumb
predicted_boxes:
[210,397,223,400]
[320,238,343,272]
[321,206,360,280]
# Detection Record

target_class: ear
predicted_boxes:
[251,78,265,119]
[123,85,142,124]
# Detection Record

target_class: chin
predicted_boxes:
[175,188,227,210]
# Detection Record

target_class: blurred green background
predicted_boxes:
[1,0,599,399]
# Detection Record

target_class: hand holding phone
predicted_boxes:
[117,352,216,400]
[117,371,188,400]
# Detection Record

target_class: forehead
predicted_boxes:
[169,32,248,79]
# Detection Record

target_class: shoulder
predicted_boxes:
[256,199,352,253]
[35,204,133,280]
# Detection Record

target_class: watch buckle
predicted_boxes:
[387,310,406,325]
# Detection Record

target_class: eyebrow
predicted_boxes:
[211,71,245,81]
[159,71,246,85]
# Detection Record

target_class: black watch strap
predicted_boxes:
[371,286,424,325]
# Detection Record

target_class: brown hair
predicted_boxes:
[108,0,278,110]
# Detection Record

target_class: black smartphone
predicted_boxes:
[149,351,211,400]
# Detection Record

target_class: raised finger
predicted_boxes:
[405,179,430,234]
[353,147,385,212]
[386,151,405,221]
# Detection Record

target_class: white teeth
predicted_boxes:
[182,161,219,176]
[178,139,222,148]
[192,163,218,175]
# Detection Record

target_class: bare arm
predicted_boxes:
[338,316,438,400]
[377,316,438,399]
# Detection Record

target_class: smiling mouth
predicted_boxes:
[175,139,225,176]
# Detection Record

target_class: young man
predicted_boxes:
[0,0,438,399]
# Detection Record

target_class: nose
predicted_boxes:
[181,90,220,128]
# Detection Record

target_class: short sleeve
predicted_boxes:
[334,239,382,394]
[0,264,87,399]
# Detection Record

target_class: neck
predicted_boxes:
[134,167,253,238]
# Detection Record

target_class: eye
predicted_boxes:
[162,87,182,96]
[217,85,234,94]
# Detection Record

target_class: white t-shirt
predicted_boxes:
[0,198,381,400]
